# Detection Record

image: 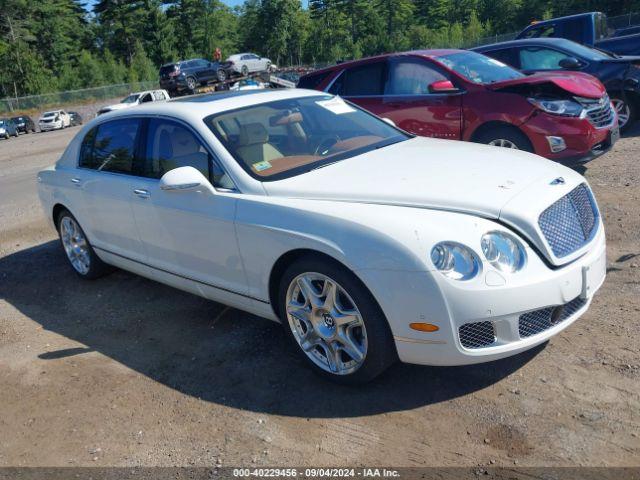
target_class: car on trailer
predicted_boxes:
[159,59,234,96]
[227,53,272,76]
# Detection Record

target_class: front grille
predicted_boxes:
[538,183,598,258]
[577,95,614,128]
[519,296,587,338]
[459,321,496,349]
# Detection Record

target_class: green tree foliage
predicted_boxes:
[3,0,640,98]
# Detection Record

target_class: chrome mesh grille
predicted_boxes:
[538,184,598,258]
[519,296,587,338]
[459,321,496,349]
[577,95,614,128]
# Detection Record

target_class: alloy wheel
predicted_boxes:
[60,216,91,275]
[286,272,368,375]
[488,138,519,149]
[611,98,631,129]
[186,77,196,90]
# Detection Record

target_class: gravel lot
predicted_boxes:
[0,122,638,468]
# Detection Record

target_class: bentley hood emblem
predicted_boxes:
[550,177,566,185]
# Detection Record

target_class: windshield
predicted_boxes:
[437,51,525,84]
[121,94,140,104]
[0,120,6,126]
[43,112,57,117]
[205,95,409,180]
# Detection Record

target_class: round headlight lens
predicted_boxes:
[481,231,526,273]
[430,242,480,281]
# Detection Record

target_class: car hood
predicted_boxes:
[264,137,587,265]
[488,71,606,98]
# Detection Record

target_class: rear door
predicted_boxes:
[76,118,146,261]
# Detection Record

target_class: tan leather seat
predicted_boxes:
[159,128,209,177]
[236,123,283,166]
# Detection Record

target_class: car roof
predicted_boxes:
[307,49,467,75]
[88,88,327,122]
[472,37,582,51]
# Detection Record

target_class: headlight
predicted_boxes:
[528,97,585,118]
[430,242,480,281]
[481,231,526,273]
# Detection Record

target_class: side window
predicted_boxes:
[79,127,97,168]
[522,24,555,39]
[297,71,332,90]
[140,93,153,103]
[519,47,571,70]
[92,119,140,174]
[328,70,345,95]
[385,59,447,95]
[342,62,385,96]
[143,119,233,189]
[483,49,517,68]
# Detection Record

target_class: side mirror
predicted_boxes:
[160,166,211,193]
[382,117,396,127]
[559,57,582,70]
[429,80,460,93]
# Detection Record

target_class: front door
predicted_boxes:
[129,118,248,300]
[377,57,462,140]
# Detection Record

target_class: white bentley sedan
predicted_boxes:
[37,89,606,383]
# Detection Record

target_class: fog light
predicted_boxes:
[546,136,567,153]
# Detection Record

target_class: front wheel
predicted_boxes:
[611,95,635,131]
[56,209,112,279]
[186,76,197,91]
[278,257,396,384]
[475,126,533,153]
[216,69,227,82]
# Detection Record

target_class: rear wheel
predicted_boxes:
[611,95,635,131]
[56,209,112,279]
[186,76,197,91]
[241,64,249,76]
[216,68,227,82]
[475,125,533,153]
[278,256,396,384]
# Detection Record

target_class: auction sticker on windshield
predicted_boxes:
[316,97,356,114]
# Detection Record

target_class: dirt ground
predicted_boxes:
[0,122,638,468]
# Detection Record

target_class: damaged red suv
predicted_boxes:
[299,50,619,164]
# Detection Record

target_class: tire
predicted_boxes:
[475,125,533,152]
[56,209,112,280]
[186,76,197,91]
[241,65,248,76]
[216,69,227,82]
[265,61,271,72]
[278,256,396,384]
[611,95,636,132]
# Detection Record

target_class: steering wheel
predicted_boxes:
[313,135,341,156]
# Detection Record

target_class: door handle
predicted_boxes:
[70,177,81,185]
[133,188,150,199]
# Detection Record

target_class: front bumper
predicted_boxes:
[523,111,618,165]
[39,122,62,131]
[360,225,606,366]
